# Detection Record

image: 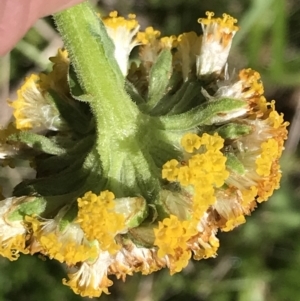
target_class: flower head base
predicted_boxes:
[1,6,289,298]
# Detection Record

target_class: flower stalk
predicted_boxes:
[54,2,139,129]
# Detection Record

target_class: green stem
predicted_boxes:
[54,1,151,189]
[53,1,140,138]
[53,3,163,198]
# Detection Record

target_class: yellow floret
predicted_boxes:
[256,138,279,177]
[169,249,192,275]
[154,215,197,273]
[269,101,287,129]
[222,215,246,232]
[160,36,177,48]
[102,11,138,31]
[181,133,202,153]
[162,159,179,181]
[137,26,161,44]
[201,133,225,151]
[192,187,216,220]
[0,234,29,261]
[198,11,239,34]
[239,68,264,96]
[241,186,258,206]
[177,166,192,186]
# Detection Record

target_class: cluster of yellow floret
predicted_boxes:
[77,191,125,253]
[155,132,228,272]
[162,133,229,219]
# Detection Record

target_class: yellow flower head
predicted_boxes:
[163,133,229,222]
[196,12,239,76]
[154,212,221,273]
[201,64,288,208]
[77,191,126,254]
[174,31,202,79]
[181,133,202,153]
[26,207,98,266]
[102,11,140,75]
[63,251,113,298]
[40,48,70,93]
[162,159,179,181]
[137,27,176,69]
[0,197,30,260]
[10,74,67,131]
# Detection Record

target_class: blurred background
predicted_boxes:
[1,0,300,300]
